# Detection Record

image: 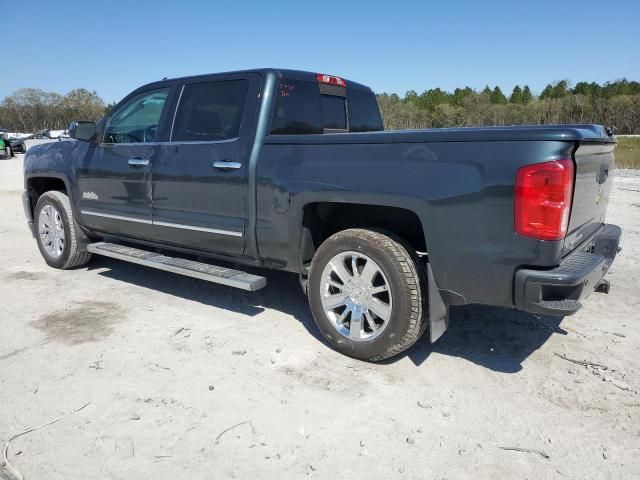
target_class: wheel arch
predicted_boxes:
[299,200,429,268]
[25,173,73,219]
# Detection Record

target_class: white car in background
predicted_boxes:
[6,132,33,140]
[47,130,69,139]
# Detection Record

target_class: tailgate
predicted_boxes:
[563,142,616,255]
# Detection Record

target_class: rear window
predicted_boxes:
[321,95,347,130]
[270,80,382,135]
[172,80,248,142]
[347,88,384,132]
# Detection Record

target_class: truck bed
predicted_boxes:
[257,124,616,310]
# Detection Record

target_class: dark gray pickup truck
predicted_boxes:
[22,68,621,360]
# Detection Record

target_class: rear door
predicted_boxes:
[77,88,172,239]
[151,74,260,255]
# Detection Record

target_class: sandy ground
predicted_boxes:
[1,155,639,480]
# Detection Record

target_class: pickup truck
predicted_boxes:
[22,69,622,361]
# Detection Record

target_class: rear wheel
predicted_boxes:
[308,228,427,361]
[35,191,92,269]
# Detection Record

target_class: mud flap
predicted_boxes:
[427,264,449,343]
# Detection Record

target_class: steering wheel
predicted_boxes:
[143,125,158,142]
[108,132,140,143]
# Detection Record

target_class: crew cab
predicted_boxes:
[22,69,621,361]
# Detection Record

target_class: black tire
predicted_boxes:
[308,228,427,361]
[34,191,92,269]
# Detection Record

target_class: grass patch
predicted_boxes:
[615,136,640,169]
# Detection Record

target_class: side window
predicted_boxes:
[171,80,248,142]
[270,80,348,134]
[271,81,322,134]
[104,89,169,144]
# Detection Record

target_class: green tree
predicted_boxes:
[551,80,570,99]
[490,86,507,105]
[521,85,533,104]
[540,81,569,100]
[451,87,474,107]
[510,85,523,104]
[415,88,450,111]
[573,81,598,97]
[539,84,554,100]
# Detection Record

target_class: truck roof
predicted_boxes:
[141,68,373,92]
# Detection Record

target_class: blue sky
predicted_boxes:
[3,0,639,103]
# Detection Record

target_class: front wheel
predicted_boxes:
[34,191,92,269]
[308,229,427,361]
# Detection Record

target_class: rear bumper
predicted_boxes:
[514,224,621,316]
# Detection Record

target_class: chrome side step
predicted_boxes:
[87,242,266,291]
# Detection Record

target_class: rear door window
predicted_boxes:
[171,80,248,142]
[271,80,323,134]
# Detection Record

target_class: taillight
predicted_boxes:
[316,73,347,87]
[514,159,574,240]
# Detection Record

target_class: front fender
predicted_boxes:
[24,140,93,217]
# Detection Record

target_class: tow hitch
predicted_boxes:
[595,279,610,294]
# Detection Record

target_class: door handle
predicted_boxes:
[213,161,242,170]
[128,158,150,166]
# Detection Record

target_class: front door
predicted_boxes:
[151,75,259,255]
[77,88,171,239]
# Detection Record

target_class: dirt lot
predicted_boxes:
[1,155,639,480]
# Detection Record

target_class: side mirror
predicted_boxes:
[68,121,96,142]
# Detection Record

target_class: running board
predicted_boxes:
[87,242,266,291]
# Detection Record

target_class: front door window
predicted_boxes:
[104,89,169,144]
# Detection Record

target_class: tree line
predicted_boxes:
[0,88,107,133]
[377,79,640,134]
[1,79,639,134]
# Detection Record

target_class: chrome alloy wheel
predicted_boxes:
[38,204,65,259]
[320,251,392,341]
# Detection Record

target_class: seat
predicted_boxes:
[183,109,223,140]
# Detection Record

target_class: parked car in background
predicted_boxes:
[47,130,69,139]
[0,131,32,153]
[10,138,26,154]
[6,129,67,153]
[0,137,10,158]
[21,68,622,361]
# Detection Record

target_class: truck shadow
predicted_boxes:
[399,306,567,372]
[89,257,566,374]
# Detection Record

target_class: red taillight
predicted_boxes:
[514,159,574,240]
[316,73,347,87]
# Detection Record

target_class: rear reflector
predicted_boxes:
[514,159,574,241]
[316,73,347,87]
